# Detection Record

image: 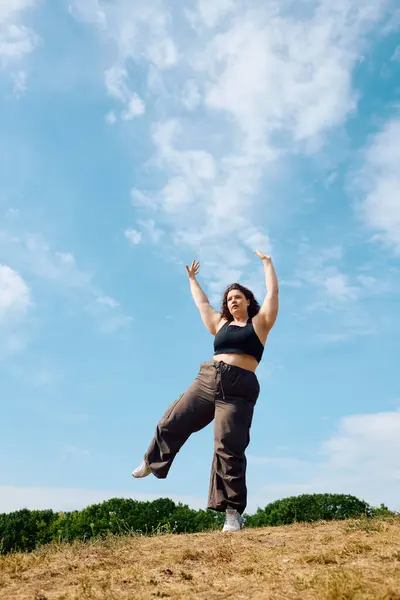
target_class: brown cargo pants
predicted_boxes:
[144,360,260,514]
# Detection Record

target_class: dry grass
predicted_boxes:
[0,517,399,600]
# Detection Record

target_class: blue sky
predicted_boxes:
[0,0,399,515]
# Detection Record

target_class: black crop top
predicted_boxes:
[213,319,265,363]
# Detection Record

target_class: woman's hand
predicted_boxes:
[185,259,200,279]
[255,249,272,262]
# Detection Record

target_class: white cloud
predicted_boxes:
[296,244,390,308]
[161,177,194,212]
[67,0,106,26]
[0,264,31,359]
[21,234,90,288]
[71,0,395,298]
[0,485,205,514]
[298,243,358,304]
[122,93,145,119]
[0,231,91,292]
[0,231,131,334]
[249,407,400,512]
[323,410,400,474]
[104,66,146,119]
[97,295,120,308]
[0,24,37,60]
[181,79,201,111]
[146,118,269,293]
[104,66,130,103]
[130,188,158,210]
[356,117,400,253]
[323,273,358,301]
[199,3,373,148]
[0,0,39,64]
[57,251,75,265]
[0,0,34,22]
[292,242,396,342]
[70,0,179,69]
[0,264,30,320]
[137,219,163,244]
[154,2,393,292]
[124,228,142,245]
[153,120,217,183]
[185,0,235,30]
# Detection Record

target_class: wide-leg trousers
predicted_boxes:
[144,360,260,514]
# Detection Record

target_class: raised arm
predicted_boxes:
[255,250,279,331]
[185,260,222,335]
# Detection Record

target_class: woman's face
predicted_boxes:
[227,289,249,317]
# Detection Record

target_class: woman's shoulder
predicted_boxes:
[215,318,229,333]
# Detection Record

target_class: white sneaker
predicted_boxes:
[222,508,243,532]
[132,459,151,478]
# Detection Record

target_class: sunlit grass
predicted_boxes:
[0,516,399,599]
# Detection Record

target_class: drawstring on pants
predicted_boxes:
[213,361,226,400]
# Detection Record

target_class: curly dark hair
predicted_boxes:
[220,283,260,322]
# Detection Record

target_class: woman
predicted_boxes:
[132,250,279,532]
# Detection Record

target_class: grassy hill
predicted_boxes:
[0,516,399,600]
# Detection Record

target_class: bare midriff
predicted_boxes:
[212,353,259,373]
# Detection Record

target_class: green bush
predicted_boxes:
[0,509,56,554]
[169,506,225,533]
[244,493,371,527]
[369,503,395,517]
[0,493,395,555]
[49,498,181,542]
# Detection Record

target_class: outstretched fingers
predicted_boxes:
[185,259,200,277]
